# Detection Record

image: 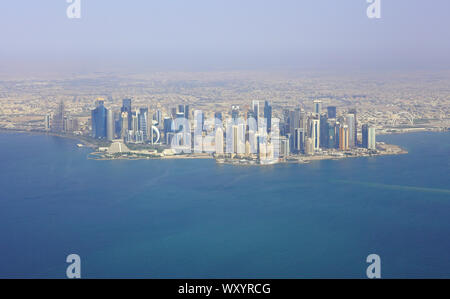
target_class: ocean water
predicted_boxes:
[0,131,449,278]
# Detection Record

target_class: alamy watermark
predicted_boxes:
[66,0,81,19]
[63,252,381,278]
[65,1,379,20]
[366,254,381,278]
[66,254,81,278]
[367,0,381,19]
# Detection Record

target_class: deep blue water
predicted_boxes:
[0,131,449,278]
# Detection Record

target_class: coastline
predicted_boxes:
[3,128,448,165]
[0,128,99,149]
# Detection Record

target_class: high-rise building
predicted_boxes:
[237,123,246,154]
[121,112,129,140]
[280,136,290,157]
[131,112,143,143]
[231,124,245,155]
[121,98,132,130]
[247,110,256,122]
[304,137,314,155]
[327,120,337,149]
[339,124,349,151]
[91,99,108,139]
[320,114,329,148]
[252,100,260,122]
[348,109,358,146]
[288,109,300,135]
[294,128,305,153]
[313,100,322,115]
[51,101,65,133]
[138,108,149,141]
[193,110,204,132]
[122,98,132,111]
[368,127,376,150]
[106,109,114,141]
[64,117,77,133]
[362,124,376,150]
[44,114,51,131]
[131,113,138,134]
[310,118,320,151]
[214,112,223,121]
[327,106,337,119]
[215,127,224,155]
[153,109,163,125]
[171,107,177,118]
[264,100,272,133]
[346,113,356,148]
[178,104,190,119]
[231,105,240,120]
[163,117,174,144]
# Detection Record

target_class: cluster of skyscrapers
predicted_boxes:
[45,101,79,134]
[279,100,376,156]
[86,97,376,157]
[91,98,160,144]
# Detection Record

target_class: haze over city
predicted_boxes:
[1,0,450,74]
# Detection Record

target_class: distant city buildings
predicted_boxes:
[43,94,381,163]
[91,98,108,139]
[327,106,337,119]
[313,100,322,115]
[51,101,65,133]
[362,124,376,150]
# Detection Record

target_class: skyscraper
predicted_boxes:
[346,113,356,148]
[339,124,349,151]
[121,112,129,140]
[288,109,300,135]
[264,100,272,133]
[153,109,163,125]
[231,105,240,120]
[362,124,376,150]
[294,128,306,153]
[280,136,290,157]
[122,98,132,113]
[91,99,108,139]
[44,115,51,131]
[304,137,314,155]
[178,104,190,120]
[320,114,329,148]
[348,109,358,146]
[247,110,256,122]
[310,118,320,151]
[327,120,337,149]
[138,108,149,141]
[252,100,260,122]
[313,100,322,115]
[214,112,223,121]
[163,117,174,144]
[194,110,204,132]
[106,109,114,141]
[121,98,132,129]
[327,106,337,119]
[215,127,224,155]
[51,101,65,133]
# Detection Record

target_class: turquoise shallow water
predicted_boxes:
[0,131,449,278]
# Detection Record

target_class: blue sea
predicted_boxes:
[0,131,449,278]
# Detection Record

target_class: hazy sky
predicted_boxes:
[1,0,449,73]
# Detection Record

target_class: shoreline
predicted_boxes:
[0,128,99,149]
[2,128,447,165]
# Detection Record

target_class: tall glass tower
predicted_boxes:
[91,99,108,139]
[264,100,272,133]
